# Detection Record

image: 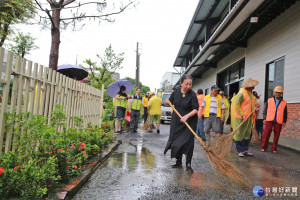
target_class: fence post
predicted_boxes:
[99,84,105,127]
[23,61,33,114]
[47,70,56,124]
[65,77,72,128]
[44,68,53,118]
[12,57,26,152]
[0,50,13,153]
[39,66,47,115]
[28,63,38,114]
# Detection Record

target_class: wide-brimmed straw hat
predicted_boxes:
[242,78,259,88]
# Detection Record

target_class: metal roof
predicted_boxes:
[173,0,297,85]
[174,0,229,67]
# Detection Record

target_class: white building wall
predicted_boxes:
[193,48,246,92]
[245,1,300,102]
[193,1,300,103]
[171,73,181,85]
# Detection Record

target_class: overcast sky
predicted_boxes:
[15,0,198,92]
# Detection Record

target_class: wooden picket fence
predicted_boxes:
[0,47,105,154]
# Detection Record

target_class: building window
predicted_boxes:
[217,58,245,98]
[205,88,209,95]
[265,57,285,101]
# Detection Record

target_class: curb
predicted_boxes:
[55,140,122,200]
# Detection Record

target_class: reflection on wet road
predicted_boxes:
[74,124,300,199]
[103,142,156,174]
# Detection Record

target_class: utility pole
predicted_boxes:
[135,42,140,88]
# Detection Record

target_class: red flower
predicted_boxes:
[81,167,84,170]
[104,124,109,128]
[73,143,76,145]
[57,175,61,179]
[101,130,104,132]
[0,167,5,175]
[14,166,20,172]
[105,133,108,137]
[82,151,87,155]
[66,148,71,151]
[79,142,82,145]
[57,149,64,152]
[73,165,78,169]
[66,166,70,170]
[71,145,75,148]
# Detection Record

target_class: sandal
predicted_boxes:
[238,153,245,157]
[272,151,277,154]
[243,151,253,156]
[261,149,265,152]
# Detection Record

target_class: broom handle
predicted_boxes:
[168,102,256,146]
[168,103,207,147]
[229,108,257,135]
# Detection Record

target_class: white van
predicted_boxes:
[160,93,172,123]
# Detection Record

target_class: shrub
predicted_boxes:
[0,105,115,199]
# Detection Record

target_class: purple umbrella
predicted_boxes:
[57,64,88,80]
[106,80,134,98]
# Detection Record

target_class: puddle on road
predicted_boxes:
[170,151,300,196]
[96,138,300,198]
[101,141,156,174]
[227,155,300,188]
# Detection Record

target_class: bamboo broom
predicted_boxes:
[168,103,249,186]
[142,115,150,130]
[251,96,261,144]
[250,123,261,145]
[210,109,257,158]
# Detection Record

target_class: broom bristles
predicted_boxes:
[195,136,249,186]
[141,115,149,130]
[210,109,257,158]
[250,123,260,144]
[210,132,234,158]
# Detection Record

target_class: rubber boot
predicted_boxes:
[171,155,182,168]
[205,134,211,146]
[186,155,193,172]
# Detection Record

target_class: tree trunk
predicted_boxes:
[49,7,61,70]
[0,23,10,47]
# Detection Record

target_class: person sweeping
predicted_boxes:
[164,74,199,172]
[165,77,249,185]
[231,78,260,157]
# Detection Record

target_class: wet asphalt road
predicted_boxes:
[73,123,300,200]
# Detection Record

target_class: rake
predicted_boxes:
[168,102,249,186]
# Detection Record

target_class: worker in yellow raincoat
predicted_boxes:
[219,90,230,134]
[231,78,260,157]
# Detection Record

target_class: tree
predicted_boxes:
[33,0,135,70]
[8,32,39,58]
[82,44,124,101]
[123,77,150,95]
[0,0,35,47]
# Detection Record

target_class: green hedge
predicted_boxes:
[0,105,114,199]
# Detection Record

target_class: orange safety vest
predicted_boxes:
[234,88,256,119]
[266,98,286,124]
[197,94,205,115]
